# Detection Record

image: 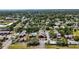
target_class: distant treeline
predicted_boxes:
[0,9,79,16]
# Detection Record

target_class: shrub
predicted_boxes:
[27,38,39,46]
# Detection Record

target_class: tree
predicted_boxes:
[26,27,39,33]
[7,26,14,31]
[49,30,56,38]
[58,28,65,36]
[7,20,21,31]
[57,38,68,46]
[74,35,79,41]
[64,27,73,35]
[27,38,39,46]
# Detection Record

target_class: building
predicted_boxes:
[0,31,11,35]
[56,33,61,39]
[64,35,73,39]
[38,30,47,38]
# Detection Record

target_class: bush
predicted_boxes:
[27,38,39,46]
[49,30,56,38]
[26,27,39,33]
[57,38,68,46]
[74,36,79,41]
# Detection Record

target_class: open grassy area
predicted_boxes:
[8,43,79,49]
[8,42,27,49]
[45,45,79,49]
[8,42,40,49]
[68,45,79,48]
[45,45,68,49]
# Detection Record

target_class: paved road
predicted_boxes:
[2,36,12,49]
[39,38,45,48]
[38,30,51,48]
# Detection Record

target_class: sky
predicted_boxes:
[0,0,79,9]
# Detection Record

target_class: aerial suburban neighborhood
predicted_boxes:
[0,9,79,49]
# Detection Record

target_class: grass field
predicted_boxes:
[8,42,27,49]
[45,45,79,49]
[9,43,79,49]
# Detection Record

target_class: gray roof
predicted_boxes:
[0,31,10,33]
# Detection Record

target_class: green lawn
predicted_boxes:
[8,42,79,49]
[68,45,79,48]
[8,42,27,49]
[45,45,79,49]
